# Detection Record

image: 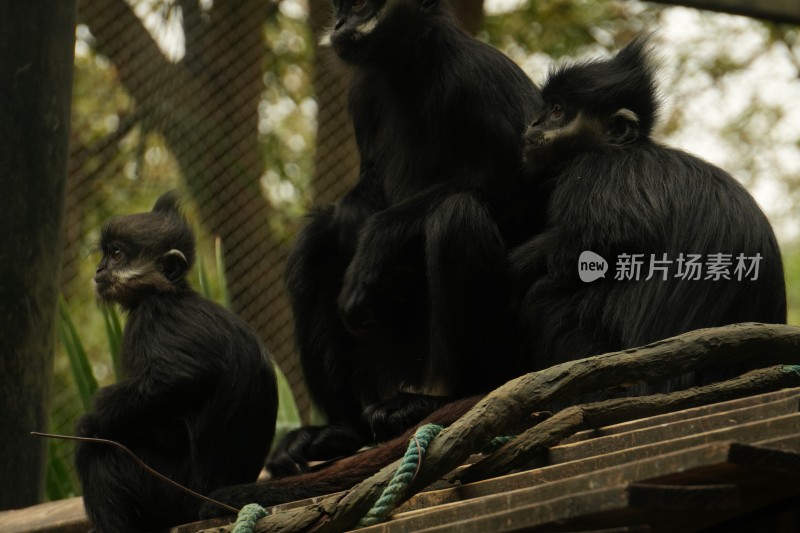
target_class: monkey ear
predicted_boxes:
[152,191,181,215]
[608,108,640,145]
[161,249,188,283]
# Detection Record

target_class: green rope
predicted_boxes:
[232,503,268,533]
[784,365,800,375]
[357,423,444,528]
[485,434,515,451]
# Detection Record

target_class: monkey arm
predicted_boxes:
[331,166,385,256]
[337,182,481,333]
[92,353,220,434]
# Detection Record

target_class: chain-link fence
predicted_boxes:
[53,0,363,490]
[53,0,800,500]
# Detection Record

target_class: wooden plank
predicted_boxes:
[0,497,87,533]
[754,432,800,453]
[728,441,800,474]
[413,487,630,533]
[557,527,652,533]
[167,517,233,532]
[562,388,800,444]
[235,392,799,523]
[355,443,738,532]
[381,443,800,533]
[626,483,740,510]
[545,397,800,465]
[394,413,800,515]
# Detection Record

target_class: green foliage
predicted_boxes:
[45,441,78,501]
[259,7,316,236]
[273,364,302,453]
[482,0,662,61]
[57,296,98,412]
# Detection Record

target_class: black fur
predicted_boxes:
[75,192,278,532]
[514,37,787,394]
[200,396,482,519]
[205,37,786,515]
[264,0,544,476]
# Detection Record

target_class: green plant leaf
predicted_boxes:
[272,363,301,452]
[45,441,78,500]
[215,236,230,309]
[196,253,212,299]
[58,296,98,412]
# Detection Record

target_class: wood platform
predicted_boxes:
[3,387,800,532]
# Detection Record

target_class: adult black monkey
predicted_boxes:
[266,0,544,476]
[75,192,278,533]
[513,37,787,391]
[200,37,786,518]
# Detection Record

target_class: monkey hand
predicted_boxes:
[364,394,452,442]
[91,381,144,434]
[266,425,366,477]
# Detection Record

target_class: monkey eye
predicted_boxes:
[109,248,125,264]
[352,0,365,8]
[550,103,563,118]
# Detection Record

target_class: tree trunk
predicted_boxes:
[77,0,297,386]
[0,0,75,509]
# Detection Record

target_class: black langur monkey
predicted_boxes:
[513,37,787,391]
[75,192,278,533]
[264,0,544,476]
[199,37,787,518]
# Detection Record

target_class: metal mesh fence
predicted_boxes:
[54,0,361,482]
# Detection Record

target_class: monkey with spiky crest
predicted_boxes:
[75,192,278,533]
[513,37,786,390]
[523,35,660,171]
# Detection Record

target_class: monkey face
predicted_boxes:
[94,238,183,309]
[94,193,194,309]
[326,0,436,63]
[523,102,586,164]
[523,102,640,169]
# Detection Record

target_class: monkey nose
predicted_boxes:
[334,17,345,30]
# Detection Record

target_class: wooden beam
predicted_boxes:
[649,0,800,25]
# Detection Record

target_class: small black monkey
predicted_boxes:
[264,0,544,477]
[513,37,787,390]
[75,192,278,533]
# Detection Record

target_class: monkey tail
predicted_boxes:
[200,395,482,518]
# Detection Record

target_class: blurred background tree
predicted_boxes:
[45,0,799,501]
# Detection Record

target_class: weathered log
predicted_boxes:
[459,363,800,483]
[200,322,800,532]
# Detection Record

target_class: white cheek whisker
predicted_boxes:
[355,17,378,36]
[319,31,332,47]
[113,267,146,283]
